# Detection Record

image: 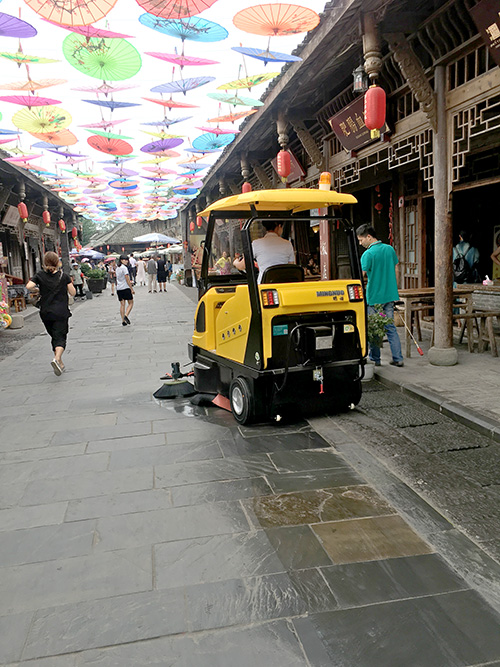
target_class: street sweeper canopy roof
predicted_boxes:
[198,189,358,217]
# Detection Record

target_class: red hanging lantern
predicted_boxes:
[183,240,188,250]
[189,221,195,232]
[277,150,291,179]
[42,210,51,226]
[71,226,78,239]
[242,182,252,193]
[364,85,386,131]
[17,202,28,221]
[58,219,66,232]
[196,215,203,228]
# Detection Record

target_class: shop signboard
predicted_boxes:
[328,96,390,152]
[470,0,500,67]
[1,205,20,228]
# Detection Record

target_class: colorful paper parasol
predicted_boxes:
[82,99,141,110]
[87,135,133,155]
[80,118,129,129]
[196,125,240,135]
[142,97,198,108]
[0,94,61,108]
[53,22,134,39]
[217,72,279,90]
[192,132,235,150]
[139,14,228,42]
[0,78,66,91]
[141,138,183,153]
[0,51,60,65]
[63,34,142,81]
[233,4,320,36]
[141,116,191,127]
[145,51,218,68]
[104,166,138,176]
[206,109,257,123]
[84,128,134,140]
[24,0,118,27]
[0,12,37,38]
[231,45,302,65]
[72,83,137,95]
[136,0,218,19]
[151,77,214,95]
[30,129,78,145]
[12,105,72,132]
[207,92,264,107]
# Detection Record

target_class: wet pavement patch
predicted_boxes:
[404,421,491,453]
[244,486,395,528]
[219,430,330,456]
[437,445,500,486]
[370,404,445,428]
[294,589,500,667]
[265,467,364,494]
[312,515,434,564]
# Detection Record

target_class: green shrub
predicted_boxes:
[80,262,91,276]
[87,268,106,280]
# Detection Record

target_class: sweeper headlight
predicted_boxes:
[261,289,280,308]
[347,284,363,301]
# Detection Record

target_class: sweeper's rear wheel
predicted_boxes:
[229,377,254,425]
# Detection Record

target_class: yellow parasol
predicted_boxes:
[12,105,72,133]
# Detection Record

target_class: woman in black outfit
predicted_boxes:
[27,251,76,376]
[156,255,168,292]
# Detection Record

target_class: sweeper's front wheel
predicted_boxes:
[229,377,254,425]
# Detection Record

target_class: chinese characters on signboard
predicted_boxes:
[470,0,500,66]
[328,96,389,152]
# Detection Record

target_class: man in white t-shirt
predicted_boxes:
[233,220,295,283]
[116,255,135,326]
[128,253,137,285]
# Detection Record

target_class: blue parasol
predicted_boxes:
[151,77,214,95]
[177,161,211,170]
[0,128,19,134]
[231,46,302,66]
[82,100,141,110]
[192,133,235,150]
[139,14,228,42]
[141,116,192,127]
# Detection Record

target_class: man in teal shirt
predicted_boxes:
[356,224,404,367]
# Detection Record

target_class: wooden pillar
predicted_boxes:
[428,65,457,366]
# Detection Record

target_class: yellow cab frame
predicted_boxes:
[188,188,367,424]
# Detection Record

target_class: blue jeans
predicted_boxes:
[368,302,403,364]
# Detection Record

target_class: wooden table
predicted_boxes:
[398,287,475,357]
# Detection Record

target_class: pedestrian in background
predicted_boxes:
[356,224,404,367]
[157,254,167,292]
[26,251,76,376]
[107,259,117,297]
[453,230,480,284]
[136,257,146,286]
[70,261,85,299]
[147,256,158,293]
[166,259,172,283]
[116,255,134,326]
[128,253,137,285]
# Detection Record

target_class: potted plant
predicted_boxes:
[363,306,392,381]
[175,269,184,285]
[86,268,106,294]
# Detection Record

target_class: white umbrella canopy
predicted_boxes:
[165,244,183,255]
[133,233,180,244]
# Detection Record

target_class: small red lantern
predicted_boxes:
[242,182,252,193]
[42,210,51,226]
[374,202,383,212]
[58,218,66,232]
[189,221,195,232]
[183,240,188,250]
[71,226,78,239]
[196,215,203,228]
[277,150,291,179]
[364,85,386,131]
[17,202,28,221]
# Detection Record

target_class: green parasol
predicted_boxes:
[84,128,134,140]
[207,92,264,107]
[62,34,142,81]
[217,72,279,91]
[0,51,60,65]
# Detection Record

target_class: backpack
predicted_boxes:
[453,246,471,284]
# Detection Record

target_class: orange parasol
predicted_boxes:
[24,0,118,27]
[142,97,199,109]
[30,129,78,145]
[135,0,218,20]
[0,78,67,91]
[233,4,320,36]
[87,135,133,155]
[206,109,257,123]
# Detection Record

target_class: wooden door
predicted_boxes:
[402,200,419,289]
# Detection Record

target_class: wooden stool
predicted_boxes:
[9,296,26,312]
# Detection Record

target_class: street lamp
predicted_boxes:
[353,65,368,94]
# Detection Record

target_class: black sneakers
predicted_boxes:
[124,316,131,325]
[390,360,404,367]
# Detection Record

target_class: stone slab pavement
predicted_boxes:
[372,323,500,441]
[1,282,500,666]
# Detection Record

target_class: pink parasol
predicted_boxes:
[145,52,219,68]
[142,166,176,173]
[79,118,129,129]
[196,125,240,135]
[135,0,217,20]
[48,21,134,39]
[4,154,43,163]
[25,0,118,27]
[0,137,19,145]
[142,97,199,109]
[72,83,138,95]
[0,95,61,108]
[104,166,138,176]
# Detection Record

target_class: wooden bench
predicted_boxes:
[9,295,26,312]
